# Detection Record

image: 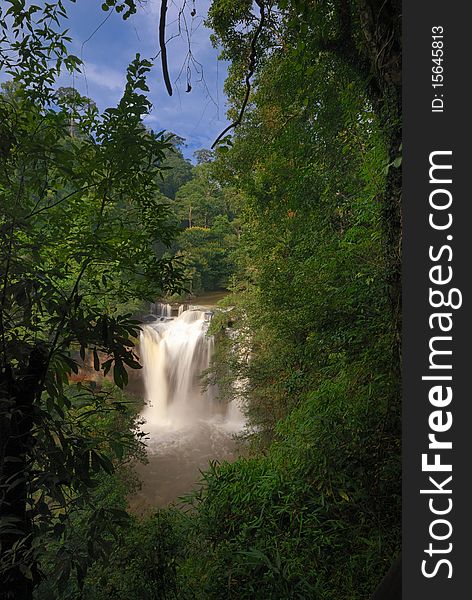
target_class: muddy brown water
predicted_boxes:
[129,421,241,514]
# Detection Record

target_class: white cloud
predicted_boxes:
[80,62,125,92]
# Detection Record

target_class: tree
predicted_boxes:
[166,162,241,294]
[183,1,403,596]
[155,134,193,200]
[0,3,183,595]
[207,0,402,334]
[174,163,236,229]
[174,217,238,293]
[193,148,215,164]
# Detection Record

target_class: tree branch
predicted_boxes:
[211,0,266,149]
[24,183,98,220]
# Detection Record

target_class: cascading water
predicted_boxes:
[150,301,172,318]
[140,308,222,429]
[132,305,245,510]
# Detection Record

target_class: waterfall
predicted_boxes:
[131,303,245,509]
[150,302,172,318]
[139,307,244,432]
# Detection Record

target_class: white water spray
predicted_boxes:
[150,302,172,318]
[139,307,244,433]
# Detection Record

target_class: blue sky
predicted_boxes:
[59,0,230,160]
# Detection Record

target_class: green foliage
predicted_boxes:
[158,159,242,296]
[177,366,399,599]
[32,382,147,598]
[100,0,138,20]
[156,137,193,200]
[193,148,215,165]
[169,1,402,598]
[0,5,183,595]
[0,0,81,102]
[171,215,239,294]
[174,164,232,228]
[82,509,185,600]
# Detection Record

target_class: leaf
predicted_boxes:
[110,441,124,460]
[19,564,33,580]
[392,156,402,168]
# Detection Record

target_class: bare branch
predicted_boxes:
[211,0,266,149]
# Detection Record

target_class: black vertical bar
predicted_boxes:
[404,1,471,597]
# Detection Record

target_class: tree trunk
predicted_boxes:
[0,347,47,600]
